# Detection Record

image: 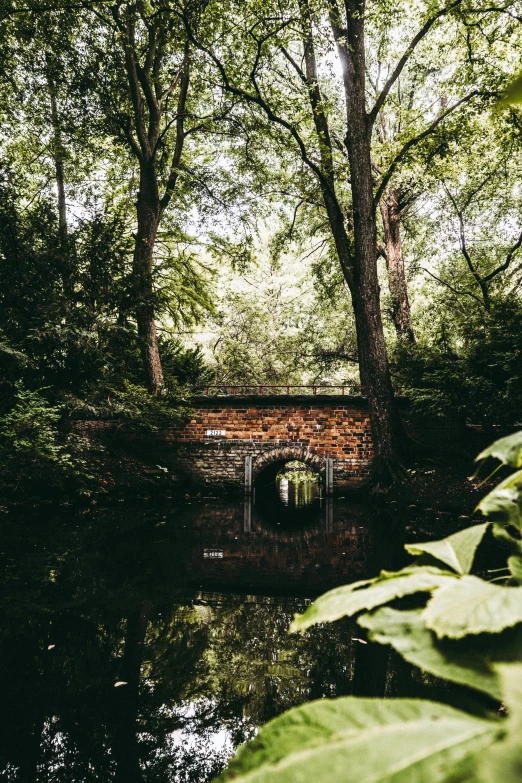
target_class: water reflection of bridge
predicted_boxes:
[170,498,386,595]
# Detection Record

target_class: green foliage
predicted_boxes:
[158,337,215,390]
[206,257,358,386]
[0,384,101,495]
[216,697,500,783]
[473,665,522,782]
[404,523,489,575]
[0,166,212,494]
[276,467,319,483]
[477,471,522,530]
[103,381,189,433]
[392,302,522,424]
[290,567,457,633]
[0,174,142,392]
[476,433,522,531]
[217,431,522,782]
[476,431,522,468]
[423,577,522,639]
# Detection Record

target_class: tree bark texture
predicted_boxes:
[112,4,191,391]
[330,0,405,479]
[134,166,164,390]
[379,191,415,341]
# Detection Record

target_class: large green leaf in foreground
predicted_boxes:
[424,576,522,639]
[405,523,489,575]
[358,608,503,700]
[216,697,499,783]
[476,469,522,530]
[473,664,522,782]
[290,567,456,633]
[476,431,522,468]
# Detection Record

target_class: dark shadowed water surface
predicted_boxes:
[0,481,458,782]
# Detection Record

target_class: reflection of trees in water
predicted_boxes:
[277,477,319,508]
[1,598,359,782]
[0,501,411,782]
[0,508,364,782]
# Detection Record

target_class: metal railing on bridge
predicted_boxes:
[197,384,365,396]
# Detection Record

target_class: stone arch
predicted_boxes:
[253,446,325,483]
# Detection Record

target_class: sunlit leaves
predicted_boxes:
[290,567,457,633]
[216,696,500,783]
[405,523,489,574]
[423,577,522,639]
[468,664,522,782]
[477,470,522,530]
[476,432,522,468]
[508,555,522,584]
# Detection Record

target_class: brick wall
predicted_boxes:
[165,395,374,490]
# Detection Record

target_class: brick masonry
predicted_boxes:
[165,395,374,490]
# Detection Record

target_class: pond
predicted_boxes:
[0,480,460,782]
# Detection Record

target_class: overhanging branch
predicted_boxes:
[368,0,464,127]
[374,90,483,206]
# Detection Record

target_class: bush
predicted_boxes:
[105,381,189,432]
[158,337,215,390]
[393,300,522,424]
[0,384,102,496]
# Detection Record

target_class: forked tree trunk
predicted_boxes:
[134,167,164,391]
[379,191,415,341]
[112,15,191,393]
[333,0,405,481]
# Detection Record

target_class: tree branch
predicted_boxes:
[178,9,332,193]
[374,90,482,205]
[160,40,190,210]
[112,4,151,158]
[297,0,335,184]
[125,116,143,162]
[280,45,307,83]
[442,182,482,285]
[421,267,484,305]
[368,0,464,127]
[483,228,522,282]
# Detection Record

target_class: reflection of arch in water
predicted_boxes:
[253,446,324,488]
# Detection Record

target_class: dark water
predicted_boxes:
[0,482,449,783]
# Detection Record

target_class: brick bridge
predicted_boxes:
[166,390,378,492]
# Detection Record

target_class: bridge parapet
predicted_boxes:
[197,384,365,397]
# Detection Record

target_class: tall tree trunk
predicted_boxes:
[134,166,164,391]
[334,0,405,480]
[45,62,72,296]
[112,602,152,783]
[379,191,415,341]
[111,12,191,393]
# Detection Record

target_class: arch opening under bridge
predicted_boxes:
[253,447,325,489]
